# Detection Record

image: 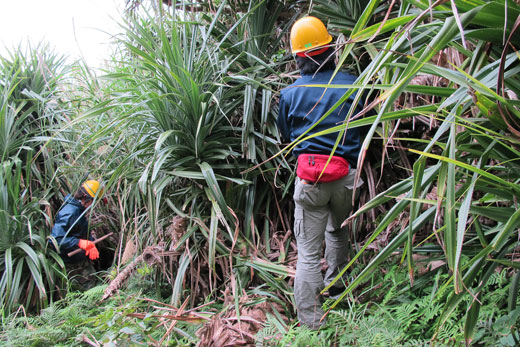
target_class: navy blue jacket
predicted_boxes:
[49,195,89,258]
[277,70,364,168]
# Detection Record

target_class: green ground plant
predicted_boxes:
[3,261,517,346]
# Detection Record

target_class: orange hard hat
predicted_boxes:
[290,16,332,55]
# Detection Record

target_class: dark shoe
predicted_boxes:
[327,286,345,300]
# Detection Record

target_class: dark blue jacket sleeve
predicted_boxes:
[50,209,81,251]
[276,94,291,143]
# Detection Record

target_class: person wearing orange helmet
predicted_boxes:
[277,16,366,329]
[49,180,106,264]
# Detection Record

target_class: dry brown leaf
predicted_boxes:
[121,238,136,265]
[195,296,287,347]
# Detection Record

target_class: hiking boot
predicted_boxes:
[327,286,345,300]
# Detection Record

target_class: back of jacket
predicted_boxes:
[49,195,89,255]
[277,70,364,168]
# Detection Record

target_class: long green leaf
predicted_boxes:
[409,149,520,193]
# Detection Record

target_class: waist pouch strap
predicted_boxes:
[296,154,350,183]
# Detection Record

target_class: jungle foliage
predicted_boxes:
[0,44,70,314]
[1,0,520,345]
[1,264,518,345]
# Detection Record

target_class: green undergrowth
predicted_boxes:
[258,262,519,347]
[0,283,200,346]
[1,262,518,346]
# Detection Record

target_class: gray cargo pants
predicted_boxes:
[293,169,362,329]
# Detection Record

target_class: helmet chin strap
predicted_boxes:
[296,46,329,57]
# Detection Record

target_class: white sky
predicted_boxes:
[0,0,124,68]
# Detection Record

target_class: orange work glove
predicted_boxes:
[78,239,99,260]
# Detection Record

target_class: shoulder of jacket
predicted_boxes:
[60,203,82,219]
[280,79,305,97]
[334,71,358,81]
[279,86,292,99]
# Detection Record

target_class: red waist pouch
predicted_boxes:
[296,154,350,183]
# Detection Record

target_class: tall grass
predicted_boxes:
[73,1,294,308]
[300,0,520,342]
[0,44,70,314]
[69,1,520,342]
[4,0,518,343]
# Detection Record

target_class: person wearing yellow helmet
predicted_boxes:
[49,180,106,264]
[276,16,367,329]
[82,180,108,204]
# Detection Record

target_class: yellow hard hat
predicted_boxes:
[290,16,332,55]
[82,180,107,203]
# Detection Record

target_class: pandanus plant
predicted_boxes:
[0,45,69,313]
[79,0,296,310]
[299,0,520,342]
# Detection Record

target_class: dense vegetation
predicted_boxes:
[1,0,520,345]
